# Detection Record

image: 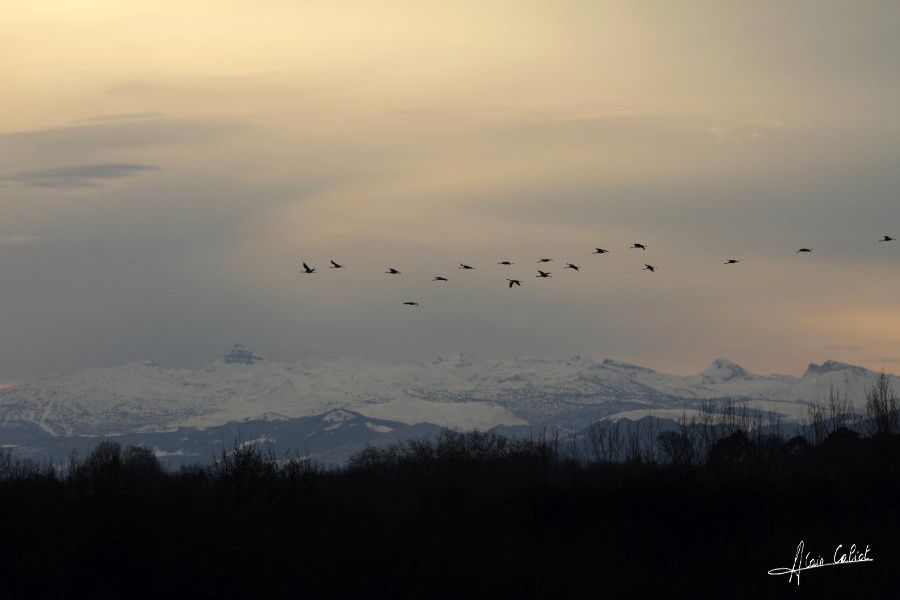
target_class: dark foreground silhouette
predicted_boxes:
[1,383,899,599]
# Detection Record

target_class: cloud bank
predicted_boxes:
[2,164,160,188]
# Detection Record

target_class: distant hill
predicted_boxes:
[1,345,895,464]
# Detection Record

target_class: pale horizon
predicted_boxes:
[1,344,897,386]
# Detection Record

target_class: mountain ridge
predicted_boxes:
[1,346,896,441]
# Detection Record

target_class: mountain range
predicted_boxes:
[1,345,895,465]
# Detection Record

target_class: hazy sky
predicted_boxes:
[2,0,899,381]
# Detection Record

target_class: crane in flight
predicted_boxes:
[564,263,581,271]
[536,270,552,278]
[631,243,647,250]
[497,260,514,266]
[459,263,475,270]
[507,279,522,288]
[537,258,553,263]
[724,259,740,265]
[433,276,448,282]
[329,260,345,269]
[386,267,402,274]
[592,248,611,254]
[301,262,316,274]
[403,301,419,306]
[642,264,657,272]
[878,235,895,242]
[796,248,813,253]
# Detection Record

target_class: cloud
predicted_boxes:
[0,234,41,245]
[865,357,900,364]
[708,118,792,143]
[77,112,166,123]
[0,116,247,157]
[0,163,161,188]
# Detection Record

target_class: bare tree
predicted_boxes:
[865,372,899,436]
[625,425,643,464]
[802,400,828,445]
[658,412,701,466]
[826,383,855,433]
[698,402,718,459]
[638,415,660,465]
[586,418,608,463]
[586,418,625,463]
[566,431,581,463]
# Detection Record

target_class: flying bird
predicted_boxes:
[642,264,657,272]
[592,248,611,254]
[329,260,344,269]
[459,263,475,270]
[433,276,448,282]
[564,263,580,271]
[497,260,514,266]
[878,235,895,242]
[536,270,552,278]
[796,248,813,253]
[507,279,522,288]
[301,262,316,274]
[386,268,401,274]
[537,258,553,263]
[724,259,740,265]
[631,243,647,250]
[403,301,419,306]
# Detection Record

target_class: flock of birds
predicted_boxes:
[300,236,897,306]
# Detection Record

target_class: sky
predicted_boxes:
[2,0,900,382]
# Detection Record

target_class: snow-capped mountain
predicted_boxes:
[0,346,896,464]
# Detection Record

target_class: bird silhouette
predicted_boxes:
[537,258,553,263]
[497,260,514,266]
[386,268,401,274]
[433,276,448,282]
[301,262,316,274]
[724,259,740,264]
[507,279,522,288]
[536,270,552,278]
[796,248,813,253]
[459,263,475,270]
[564,263,580,271]
[642,264,657,272]
[329,260,344,269]
[878,235,895,242]
[631,243,647,250]
[592,248,611,254]
[403,301,419,306]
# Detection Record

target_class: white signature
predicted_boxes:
[768,540,873,584]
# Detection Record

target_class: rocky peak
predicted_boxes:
[701,358,751,383]
[223,344,264,365]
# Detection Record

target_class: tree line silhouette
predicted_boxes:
[0,374,897,598]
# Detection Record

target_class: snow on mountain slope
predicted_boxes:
[0,346,896,437]
[682,359,893,405]
[354,397,528,431]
